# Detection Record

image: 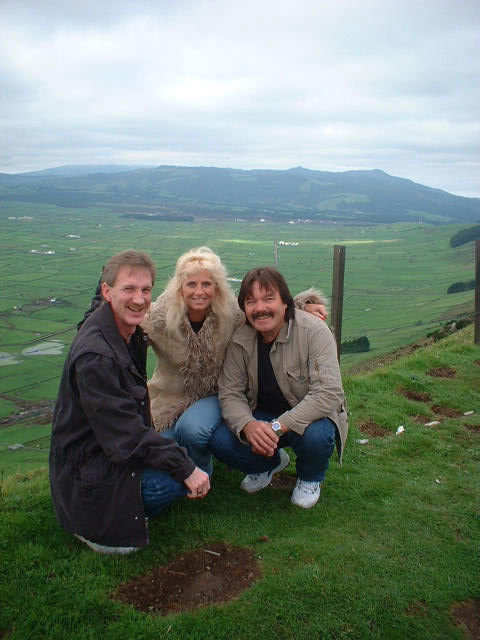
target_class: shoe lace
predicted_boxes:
[297,480,319,493]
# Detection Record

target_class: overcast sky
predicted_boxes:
[1,0,479,196]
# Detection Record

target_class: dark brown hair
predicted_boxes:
[238,267,295,324]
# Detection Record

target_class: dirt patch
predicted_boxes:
[398,388,432,402]
[426,366,456,378]
[464,423,480,433]
[112,542,261,616]
[451,598,480,640]
[358,419,389,437]
[474,360,480,367]
[270,471,297,490]
[431,405,463,418]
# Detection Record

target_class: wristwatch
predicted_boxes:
[271,420,283,436]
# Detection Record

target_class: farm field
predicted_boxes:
[0,200,475,475]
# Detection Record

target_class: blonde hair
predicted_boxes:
[162,247,238,341]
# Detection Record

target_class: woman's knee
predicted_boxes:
[175,397,222,440]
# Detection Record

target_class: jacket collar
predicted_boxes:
[90,302,135,368]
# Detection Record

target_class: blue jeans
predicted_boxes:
[141,396,220,518]
[162,395,221,476]
[141,467,188,519]
[211,410,336,483]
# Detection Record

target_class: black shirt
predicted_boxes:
[189,318,205,334]
[256,334,291,416]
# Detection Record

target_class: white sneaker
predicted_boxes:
[74,534,139,555]
[291,479,321,509]
[240,449,290,493]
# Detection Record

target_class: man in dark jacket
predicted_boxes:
[49,250,210,554]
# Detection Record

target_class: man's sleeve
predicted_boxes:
[278,322,345,434]
[217,342,254,440]
[75,354,196,482]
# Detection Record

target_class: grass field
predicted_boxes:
[0,200,476,475]
[1,326,478,639]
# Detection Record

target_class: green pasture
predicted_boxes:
[1,326,478,639]
[0,201,476,437]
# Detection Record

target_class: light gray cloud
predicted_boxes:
[0,0,479,196]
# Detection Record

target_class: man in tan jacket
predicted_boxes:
[211,267,347,509]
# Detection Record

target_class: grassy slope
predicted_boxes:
[0,326,478,639]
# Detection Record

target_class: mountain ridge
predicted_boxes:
[1,164,478,224]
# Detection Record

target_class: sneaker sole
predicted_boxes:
[291,497,319,509]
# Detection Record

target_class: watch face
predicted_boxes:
[272,421,281,433]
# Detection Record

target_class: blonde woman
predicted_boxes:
[142,247,243,475]
[142,247,327,476]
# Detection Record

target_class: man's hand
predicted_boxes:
[242,420,279,457]
[305,303,328,321]
[184,467,210,499]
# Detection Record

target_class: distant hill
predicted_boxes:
[19,164,151,177]
[0,164,478,224]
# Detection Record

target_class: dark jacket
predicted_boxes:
[49,302,195,548]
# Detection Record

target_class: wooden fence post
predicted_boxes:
[475,239,480,345]
[331,245,346,361]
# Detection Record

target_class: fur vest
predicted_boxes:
[142,295,244,431]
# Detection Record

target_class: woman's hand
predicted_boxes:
[305,303,328,321]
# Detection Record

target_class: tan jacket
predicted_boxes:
[142,296,244,431]
[218,309,348,463]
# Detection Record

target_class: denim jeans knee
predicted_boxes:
[172,395,222,475]
[141,467,187,519]
[288,418,336,482]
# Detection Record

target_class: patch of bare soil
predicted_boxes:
[464,423,480,433]
[398,388,432,402]
[451,599,480,640]
[112,543,261,616]
[474,360,480,367]
[270,471,297,490]
[359,419,388,437]
[427,366,456,378]
[431,405,463,418]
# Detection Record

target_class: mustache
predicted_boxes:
[252,311,273,321]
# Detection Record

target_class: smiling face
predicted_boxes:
[101,266,153,341]
[243,280,287,343]
[181,268,216,321]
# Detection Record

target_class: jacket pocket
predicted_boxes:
[286,367,309,398]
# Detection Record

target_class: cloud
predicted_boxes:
[0,0,479,196]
